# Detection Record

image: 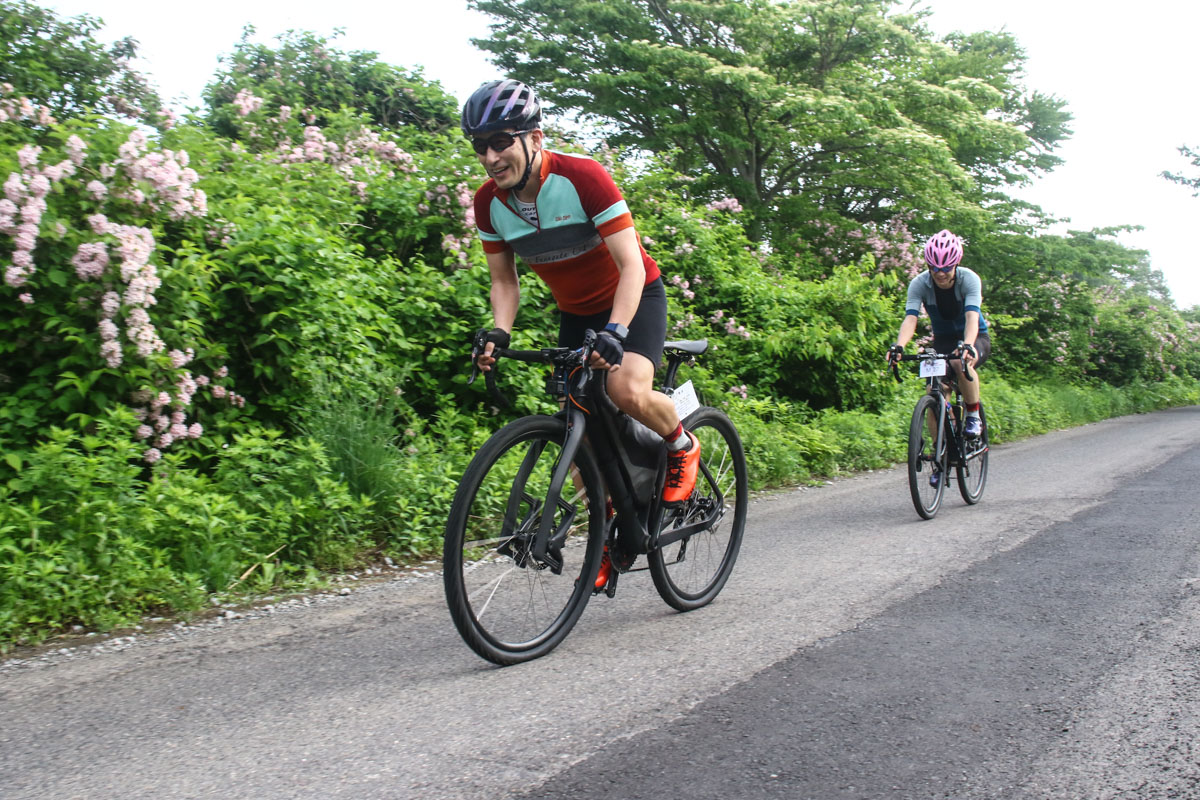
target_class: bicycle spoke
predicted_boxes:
[650,409,747,610]
[445,416,605,663]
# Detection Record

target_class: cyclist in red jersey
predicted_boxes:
[464,80,698,586]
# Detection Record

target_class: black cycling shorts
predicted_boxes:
[933,332,991,370]
[557,277,668,368]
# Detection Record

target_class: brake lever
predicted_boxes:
[467,330,485,386]
[954,340,975,382]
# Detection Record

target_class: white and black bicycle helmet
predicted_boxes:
[460,79,542,137]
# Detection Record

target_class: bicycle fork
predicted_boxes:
[530,405,589,574]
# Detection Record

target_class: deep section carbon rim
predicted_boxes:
[908,394,946,519]
[444,415,605,664]
[649,408,748,610]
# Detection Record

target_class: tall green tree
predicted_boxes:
[0,0,160,120]
[203,28,459,141]
[468,0,1069,241]
[1162,144,1200,196]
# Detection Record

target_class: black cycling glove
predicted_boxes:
[887,344,905,364]
[593,330,625,368]
[959,342,977,360]
[474,327,511,352]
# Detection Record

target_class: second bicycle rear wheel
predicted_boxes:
[443,415,606,665]
[649,407,748,611]
[956,403,989,504]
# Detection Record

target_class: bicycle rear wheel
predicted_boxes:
[443,415,606,665]
[649,407,748,611]
[956,403,989,504]
[908,394,947,519]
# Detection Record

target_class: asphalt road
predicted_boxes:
[2,406,1198,799]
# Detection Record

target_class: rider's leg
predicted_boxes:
[956,360,981,407]
[606,353,679,437]
[608,353,699,504]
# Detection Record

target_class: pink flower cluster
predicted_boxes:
[810,216,922,279]
[2,116,234,463]
[707,197,743,213]
[669,274,700,301]
[2,135,79,293]
[672,311,697,333]
[130,362,244,462]
[420,181,476,264]
[729,384,749,399]
[442,233,472,266]
[0,83,56,127]
[710,309,750,339]
[233,89,265,117]
[116,131,208,220]
[273,120,417,203]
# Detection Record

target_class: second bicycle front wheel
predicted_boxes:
[908,394,947,519]
[443,415,606,665]
[649,407,748,611]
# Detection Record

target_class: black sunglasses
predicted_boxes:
[929,264,956,273]
[470,130,529,156]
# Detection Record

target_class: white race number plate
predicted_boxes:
[671,379,701,420]
[919,358,947,378]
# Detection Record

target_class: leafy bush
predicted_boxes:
[0,410,198,644]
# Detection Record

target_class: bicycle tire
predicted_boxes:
[908,394,947,519]
[443,415,606,665]
[649,407,748,611]
[956,403,989,504]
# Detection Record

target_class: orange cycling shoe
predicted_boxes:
[593,500,617,591]
[594,546,612,591]
[662,431,700,505]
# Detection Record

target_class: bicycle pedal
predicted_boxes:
[604,570,618,598]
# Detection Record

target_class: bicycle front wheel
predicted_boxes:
[908,394,947,519]
[443,415,606,665]
[956,403,989,504]
[649,407,748,611]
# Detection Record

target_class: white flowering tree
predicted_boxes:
[0,89,244,462]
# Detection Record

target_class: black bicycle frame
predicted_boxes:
[473,334,721,570]
[896,349,982,470]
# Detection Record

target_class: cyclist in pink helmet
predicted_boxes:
[923,228,963,270]
[887,229,990,438]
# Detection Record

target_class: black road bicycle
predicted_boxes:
[443,330,748,665]
[891,347,989,520]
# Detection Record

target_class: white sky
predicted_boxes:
[45,0,1200,308]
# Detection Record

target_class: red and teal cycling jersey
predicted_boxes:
[474,150,660,315]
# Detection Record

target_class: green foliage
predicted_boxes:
[0,0,161,123]
[209,427,372,569]
[1162,144,1200,197]
[966,226,1195,384]
[469,0,1069,243]
[296,373,477,556]
[203,28,458,140]
[0,409,384,648]
[0,410,197,645]
[728,371,1200,492]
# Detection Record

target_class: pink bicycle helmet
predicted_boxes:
[923,229,963,269]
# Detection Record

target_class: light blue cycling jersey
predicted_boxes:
[905,267,989,338]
